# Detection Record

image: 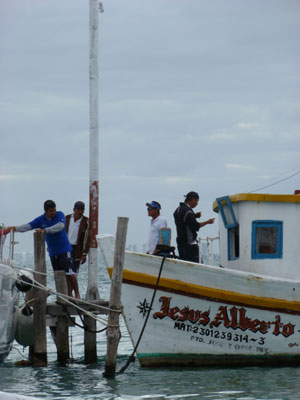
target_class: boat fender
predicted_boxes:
[21,304,33,316]
[14,305,34,347]
[16,271,33,292]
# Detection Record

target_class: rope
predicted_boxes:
[2,263,121,314]
[11,263,48,276]
[69,329,74,363]
[117,256,167,375]
[12,345,29,360]
[36,282,109,326]
[0,268,114,326]
[61,303,107,334]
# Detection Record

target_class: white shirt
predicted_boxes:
[148,215,168,254]
[68,214,82,245]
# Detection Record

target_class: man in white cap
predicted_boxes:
[146,201,167,255]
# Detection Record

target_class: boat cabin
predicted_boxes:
[213,193,300,280]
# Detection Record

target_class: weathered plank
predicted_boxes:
[32,231,47,366]
[104,217,128,377]
[53,270,69,364]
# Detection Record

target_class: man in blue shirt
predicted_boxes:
[7,200,80,299]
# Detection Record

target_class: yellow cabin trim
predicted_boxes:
[213,193,300,212]
[107,267,300,312]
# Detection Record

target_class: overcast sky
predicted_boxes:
[1,0,300,254]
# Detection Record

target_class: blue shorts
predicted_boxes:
[50,252,74,275]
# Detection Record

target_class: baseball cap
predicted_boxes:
[184,191,199,201]
[74,201,85,210]
[146,201,161,210]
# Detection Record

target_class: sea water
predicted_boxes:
[1,264,300,400]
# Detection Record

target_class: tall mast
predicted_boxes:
[86,0,101,301]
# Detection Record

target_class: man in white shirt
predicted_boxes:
[65,201,89,299]
[146,201,167,255]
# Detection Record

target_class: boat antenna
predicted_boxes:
[248,169,300,193]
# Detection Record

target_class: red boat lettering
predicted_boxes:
[209,306,295,337]
[210,306,231,328]
[177,307,189,321]
[153,296,172,319]
[153,296,210,326]
[169,306,180,320]
[271,315,295,337]
[153,297,295,338]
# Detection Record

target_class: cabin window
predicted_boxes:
[216,196,239,260]
[216,196,238,228]
[228,225,239,260]
[251,220,283,259]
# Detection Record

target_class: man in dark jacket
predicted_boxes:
[65,201,90,298]
[174,191,215,263]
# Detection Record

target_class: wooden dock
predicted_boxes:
[23,217,128,378]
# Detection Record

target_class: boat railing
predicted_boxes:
[198,236,219,266]
[0,227,15,262]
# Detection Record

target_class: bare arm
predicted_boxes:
[199,218,215,228]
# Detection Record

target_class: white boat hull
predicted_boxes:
[122,283,300,366]
[0,263,19,363]
[99,236,300,367]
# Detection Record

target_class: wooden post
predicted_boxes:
[104,217,128,378]
[32,230,47,366]
[53,271,69,364]
[84,316,97,364]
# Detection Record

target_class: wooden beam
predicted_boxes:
[104,217,128,377]
[32,231,47,366]
[53,271,69,365]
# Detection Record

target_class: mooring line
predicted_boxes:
[117,256,167,375]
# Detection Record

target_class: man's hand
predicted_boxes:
[200,218,215,228]
[80,254,87,264]
[5,226,16,232]
[35,228,45,232]
[206,218,215,224]
[195,212,202,218]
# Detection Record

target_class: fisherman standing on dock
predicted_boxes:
[65,201,89,299]
[174,191,215,263]
[146,201,167,255]
[6,200,78,296]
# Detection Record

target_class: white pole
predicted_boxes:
[0,227,4,261]
[9,231,15,260]
[86,0,100,301]
[198,238,202,264]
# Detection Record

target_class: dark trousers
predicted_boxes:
[71,245,80,274]
[178,244,199,263]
